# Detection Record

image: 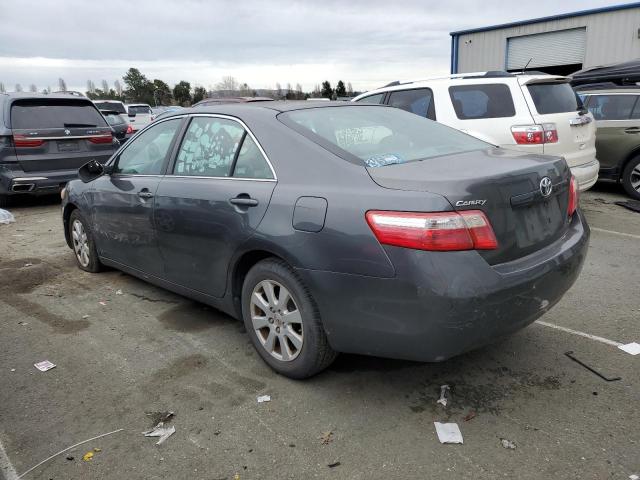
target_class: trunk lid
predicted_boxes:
[367,148,572,265]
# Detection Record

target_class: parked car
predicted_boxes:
[93,100,127,115]
[152,106,184,122]
[192,96,273,108]
[125,103,153,132]
[0,93,118,207]
[61,102,588,378]
[576,87,640,199]
[353,72,599,191]
[100,110,133,145]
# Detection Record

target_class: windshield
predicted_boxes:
[280,106,489,167]
[94,101,126,114]
[527,82,582,114]
[128,105,152,115]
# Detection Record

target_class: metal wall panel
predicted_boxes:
[455,8,640,73]
[506,28,586,70]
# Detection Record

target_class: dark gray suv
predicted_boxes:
[0,93,118,206]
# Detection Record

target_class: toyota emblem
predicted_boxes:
[64,129,71,135]
[539,177,553,197]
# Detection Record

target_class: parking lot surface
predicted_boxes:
[1,183,638,480]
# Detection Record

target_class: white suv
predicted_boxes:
[125,103,154,132]
[353,72,599,191]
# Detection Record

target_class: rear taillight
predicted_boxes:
[88,133,114,144]
[511,123,558,145]
[365,210,498,251]
[13,134,45,148]
[568,175,579,217]
[126,124,133,134]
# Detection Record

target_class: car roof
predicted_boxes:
[1,92,94,101]
[126,103,151,107]
[94,99,124,103]
[579,88,640,94]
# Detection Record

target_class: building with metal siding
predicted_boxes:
[450,3,640,75]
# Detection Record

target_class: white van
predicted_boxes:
[353,72,599,191]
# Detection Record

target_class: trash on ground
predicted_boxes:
[146,411,174,425]
[99,301,107,306]
[115,289,123,295]
[436,385,450,407]
[565,351,621,382]
[463,411,476,422]
[143,422,176,445]
[82,451,94,461]
[328,461,341,468]
[82,314,90,319]
[16,428,124,478]
[10,368,16,372]
[500,438,517,449]
[257,395,271,403]
[34,360,56,372]
[66,455,74,461]
[93,447,101,452]
[629,474,639,480]
[0,209,15,225]
[434,422,463,444]
[615,200,640,213]
[619,342,640,355]
[24,262,33,267]
[319,431,334,445]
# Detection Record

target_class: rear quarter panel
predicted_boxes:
[592,120,640,172]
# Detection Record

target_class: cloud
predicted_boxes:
[0,0,617,92]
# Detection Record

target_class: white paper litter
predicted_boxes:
[500,438,517,449]
[257,395,271,403]
[115,289,123,295]
[434,422,463,444]
[629,475,639,480]
[0,209,15,225]
[143,422,176,445]
[618,343,640,355]
[34,360,56,372]
[436,385,450,407]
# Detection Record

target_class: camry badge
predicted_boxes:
[540,177,553,197]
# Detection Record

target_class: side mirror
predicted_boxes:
[78,160,106,183]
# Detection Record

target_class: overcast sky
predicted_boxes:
[0,0,622,93]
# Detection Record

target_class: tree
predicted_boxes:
[101,80,109,93]
[152,79,172,105]
[15,84,23,92]
[239,82,252,96]
[58,78,67,92]
[295,83,303,100]
[335,80,346,98]
[123,68,154,104]
[173,81,192,106]
[29,84,37,92]
[86,80,95,94]
[321,81,333,99]
[114,80,123,97]
[347,82,353,95]
[0,83,5,93]
[215,76,239,96]
[192,86,207,104]
[275,82,282,99]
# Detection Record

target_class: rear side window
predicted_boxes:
[94,101,126,114]
[388,88,435,120]
[527,83,580,114]
[128,105,152,115]
[233,136,274,179]
[103,113,125,126]
[449,84,515,119]
[586,95,639,120]
[355,93,385,104]
[11,100,108,129]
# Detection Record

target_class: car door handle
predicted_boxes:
[229,196,259,207]
[138,190,154,199]
[624,127,640,134]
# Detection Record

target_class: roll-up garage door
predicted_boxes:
[506,28,586,70]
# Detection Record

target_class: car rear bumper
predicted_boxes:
[570,158,599,191]
[297,210,589,362]
[0,169,81,196]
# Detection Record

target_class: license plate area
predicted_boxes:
[57,140,80,152]
[514,198,564,248]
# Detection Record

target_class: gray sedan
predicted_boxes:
[61,102,589,378]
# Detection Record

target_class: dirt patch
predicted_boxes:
[157,302,233,332]
[0,258,59,294]
[2,295,89,334]
[151,354,210,382]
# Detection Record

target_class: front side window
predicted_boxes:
[587,95,638,120]
[280,106,489,168]
[173,117,243,177]
[388,88,435,120]
[449,84,515,119]
[355,93,385,104]
[115,118,181,175]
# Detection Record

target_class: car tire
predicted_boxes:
[68,210,102,273]
[241,258,337,379]
[0,194,9,208]
[621,155,640,200]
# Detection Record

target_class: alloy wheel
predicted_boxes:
[631,164,640,192]
[250,280,304,362]
[71,219,90,268]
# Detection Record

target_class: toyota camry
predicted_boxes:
[61,102,589,378]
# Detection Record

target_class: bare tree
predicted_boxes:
[86,80,95,93]
[29,84,37,92]
[275,82,282,99]
[58,78,67,92]
[239,82,252,96]
[347,82,353,95]
[286,82,292,96]
[15,84,23,92]
[215,76,239,96]
[114,80,122,96]
[101,80,109,93]
[295,83,303,99]
[41,87,49,94]
[0,82,5,93]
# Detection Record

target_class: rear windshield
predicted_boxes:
[102,113,125,126]
[449,84,515,119]
[93,101,126,114]
[527,82,580,114]
[280,106,489,167]
[128,105,152,115]
[11,100,108,129]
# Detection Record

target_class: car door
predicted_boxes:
[90,117,184,276]
[585,93,640,172]
[154,114,277,298]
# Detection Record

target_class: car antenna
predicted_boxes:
[522,58,532,74]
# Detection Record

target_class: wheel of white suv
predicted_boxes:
[621,155,640,200]
[68,210,102,273]
[241,258,337,379]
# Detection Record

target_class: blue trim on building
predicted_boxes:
[449,2,640,73]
